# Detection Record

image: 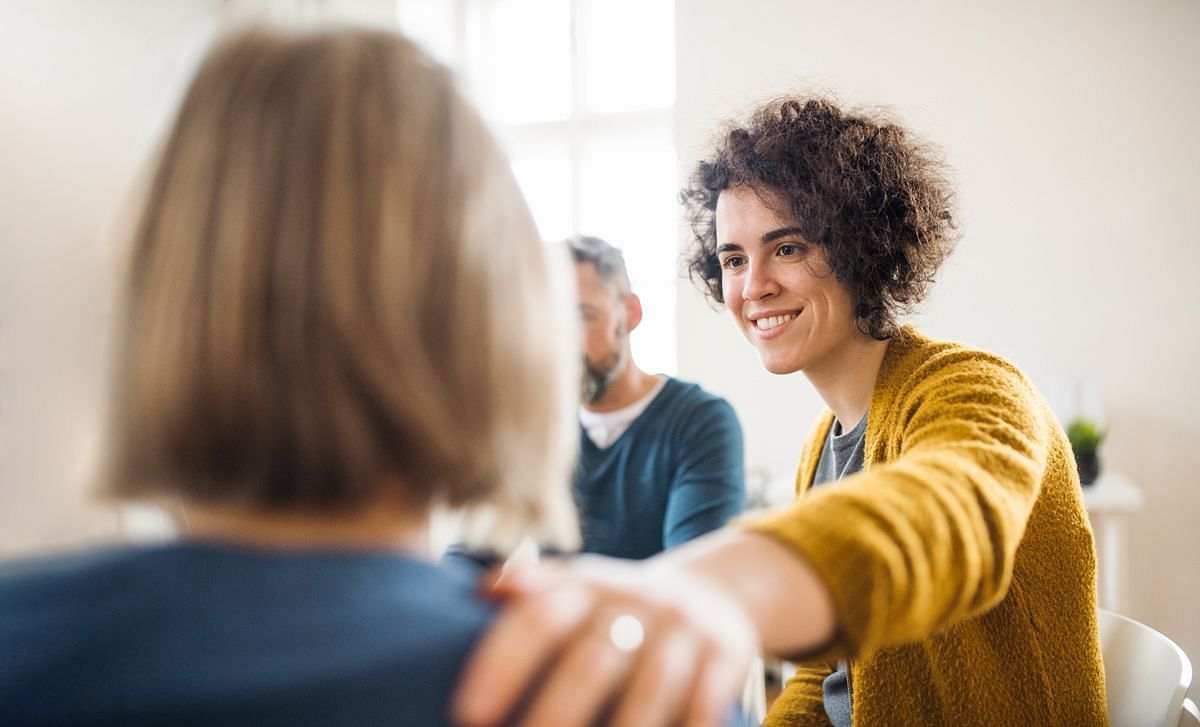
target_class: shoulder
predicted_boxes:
[0,546,164,696]
[0,545,145,609]
[871,327,1052,451]
[880,327,1036,402]
[0,544,495,722]
[0,542,495,639]
[655,378,743,445]
[658,377,738,419]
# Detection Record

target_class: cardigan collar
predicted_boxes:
[796,325,930,494]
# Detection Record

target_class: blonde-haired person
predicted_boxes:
[0,27,580,724]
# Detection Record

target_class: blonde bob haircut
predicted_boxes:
[105,27,579,550]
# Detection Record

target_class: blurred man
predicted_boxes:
[567,236,744,558]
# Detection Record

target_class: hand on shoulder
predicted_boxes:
[453,554,757,727]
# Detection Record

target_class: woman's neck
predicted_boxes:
[181,496,431,555]
[804,334,891,430]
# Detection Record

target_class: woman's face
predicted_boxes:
[715,186,860,375]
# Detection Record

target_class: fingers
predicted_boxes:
[455,557,758,727]
[519,610,639,727]
[485,560,559,598]
[452,579,592,727]
[684,639,753,727]
[610,623,701,727]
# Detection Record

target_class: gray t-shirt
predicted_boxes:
[811,413,868,727]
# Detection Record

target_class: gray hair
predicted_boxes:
[565,235,631,297]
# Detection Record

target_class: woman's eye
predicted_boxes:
[719,256,746,270]
[778,243,802,257]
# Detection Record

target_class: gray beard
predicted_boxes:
[581,347,627,405]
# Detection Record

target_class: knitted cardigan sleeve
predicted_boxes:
[744,347,1052,662]
[762,659,833,726]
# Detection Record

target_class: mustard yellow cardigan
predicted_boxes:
[747,327,1108,726]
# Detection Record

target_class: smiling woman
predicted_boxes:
[683,96,958,341]
[454,94,1108,727]
[713,187,861,377]
[670,100,1108,726]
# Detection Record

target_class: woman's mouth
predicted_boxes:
[753,312,798,331]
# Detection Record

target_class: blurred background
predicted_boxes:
[1,0,1197,664]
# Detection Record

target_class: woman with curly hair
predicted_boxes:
[457,96,1107,727]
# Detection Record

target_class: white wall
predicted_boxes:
[0,1,399,555]
[0,1,226,554]
[675,0,1200,661]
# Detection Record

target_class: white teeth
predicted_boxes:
[754,314,797,331]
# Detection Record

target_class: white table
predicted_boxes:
[1082,473,1144,611]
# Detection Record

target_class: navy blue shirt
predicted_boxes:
[0,542,492,725]
[574,377,745,559]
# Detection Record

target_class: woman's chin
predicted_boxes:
[759,352,803,376]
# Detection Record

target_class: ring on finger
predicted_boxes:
[608,613,645,653]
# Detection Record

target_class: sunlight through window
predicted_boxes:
[398,0,677,374]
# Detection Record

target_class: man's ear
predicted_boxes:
[624,292,643,333]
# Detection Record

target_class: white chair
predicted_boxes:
[1179,696,1199,727]
[741,653,766,726]
[1098,609,1193,727]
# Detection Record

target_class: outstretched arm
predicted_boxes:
[453,529,836,727]
[745,355,1053,661]
[453,356,1051,726]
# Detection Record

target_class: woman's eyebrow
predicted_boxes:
[717,227,805,253]
[761,226,806,244]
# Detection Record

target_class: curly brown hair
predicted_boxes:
[680,96,959,340]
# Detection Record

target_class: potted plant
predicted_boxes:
[1066,417,1106,486]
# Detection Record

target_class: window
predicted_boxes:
[397,0,678,375]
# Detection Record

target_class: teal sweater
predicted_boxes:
[574,377,745,559]
[0,543,492,724]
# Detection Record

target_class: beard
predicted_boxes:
[581,323,629,405]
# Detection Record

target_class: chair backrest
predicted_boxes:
[1098,609,1193,727]
[1179,697,1199,727]
[742,653,766,726]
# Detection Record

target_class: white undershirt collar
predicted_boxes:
[579,375,668,449]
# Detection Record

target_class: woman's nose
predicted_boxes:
[741,261,779,301]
